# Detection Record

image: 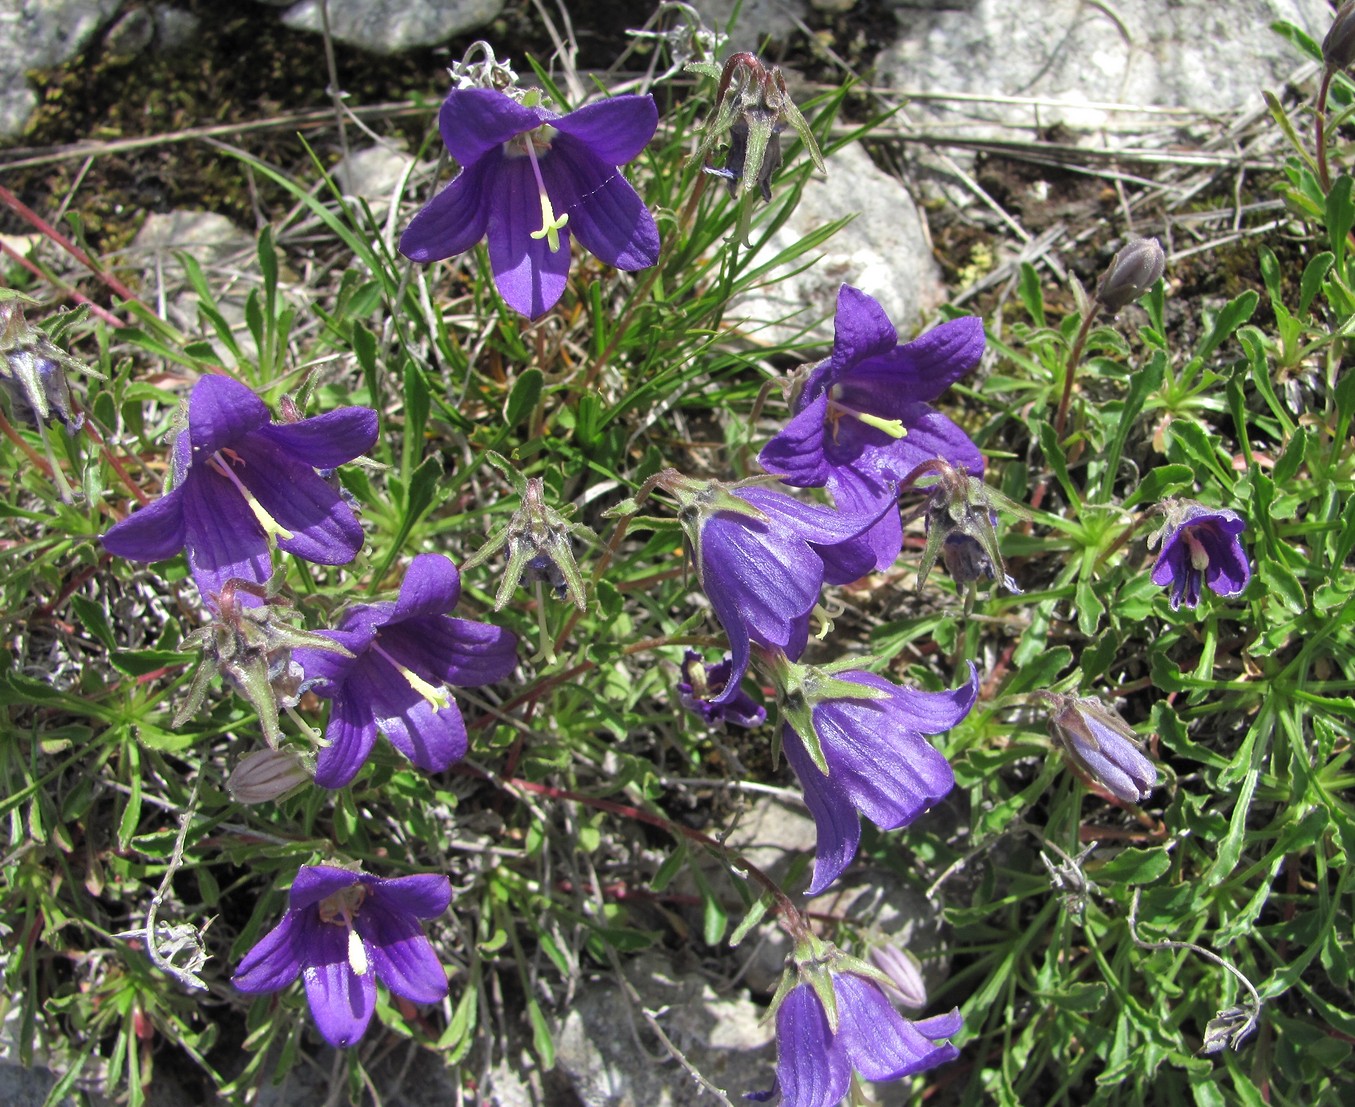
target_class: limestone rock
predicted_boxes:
[727,140,944,348]
[0,0,122,139]
[281,0,505,55]
[878,0,1332,134]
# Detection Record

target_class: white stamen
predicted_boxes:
[348,928,369,976]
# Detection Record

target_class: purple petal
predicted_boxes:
[438,88,544,165]
[486,154,572,319]
[356,900,448,1004]
[550,94,657,167]
[833,974,961,1080]
[883,406,985,480]
[232,910,304,993]
[914,1008,965,1041]
[774,983,852,1107]
[391,553,461,621]
[844,316,985,403]
[738,485,882,547]
[370,873,453,919]
[360,661,470,773]
[313,691,382,790]
[233,432,365,565]
[290,865,363,910]
[854,663,979,735]
[379,616,518,687]
[257,408,378,470]
[101,487,186,563]
[398,156,497,262]
[302,921,376,1048]
[825,467,903,574]
[758,393,833,488]
[186,374,269,457]
[784,725,862,895]
[827,285,898,379]
[698,513,823,656]
[181,467,271,603]
[293,626,374,694]
[542,135,659,271]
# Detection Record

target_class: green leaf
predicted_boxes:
[505,368,543,428]
[1300,251,1336,316]
[1194,290,1258,363]
[1003,645,1073,696]
[527,999,554,1069]
[1328,175,1355,272]
[1093,847,1170,884]
[1122,464,1195,511]
[1017,262,1045,327]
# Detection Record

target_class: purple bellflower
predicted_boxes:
[658,472,887,709]
[233,865,451,1048]
[1045,692,1157,804]
[100,375,377,607]
[677,649,766,729]
[1147,500,1250,610]
[293,554,518,788]
[765,654,978,894]
[399,87,660,319]
[759,285,985,572]
[762,934,961,1107]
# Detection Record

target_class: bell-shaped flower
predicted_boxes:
[399,87,660,319]
[759,285,985,573]
[233,865,451,1048]
[293,554,518,788]
[1044,692,1157,804]
[658,471,886,708]
[761,933,961,1107]
[1147,499,1250,610]
[676,649,766,729]
[767,653,978,894]
[100,374,378,607]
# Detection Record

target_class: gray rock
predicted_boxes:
[333,142,417,213]
[878,0,1331,134]
[281,0,505,55]
[130,211,260,368]
[727,140,944,348]
[554,952,773,1106]
[0,0,123,139]
[0,1064,72,1107]
[696,0,812,54]
[150,4,202,54]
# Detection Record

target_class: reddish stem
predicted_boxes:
[0,184,143,308]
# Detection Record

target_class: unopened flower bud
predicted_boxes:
[1324,2,1355,71]
[0,297,102,430]
[1093,238,1165,315]
[867,943,928,1010]
[228,748,311,804]
[1044,693,1157,803]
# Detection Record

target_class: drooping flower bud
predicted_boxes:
[1043,692,1157,804]
[1093,238,1166,315]
[1324,2,1355,71]
[228,748,312,804]
[868,942,929,1011]
[688,53,827,244]
[177,576,351,749]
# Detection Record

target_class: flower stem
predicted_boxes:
[1053,308,1098,440]
[1317,65,1335,193]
